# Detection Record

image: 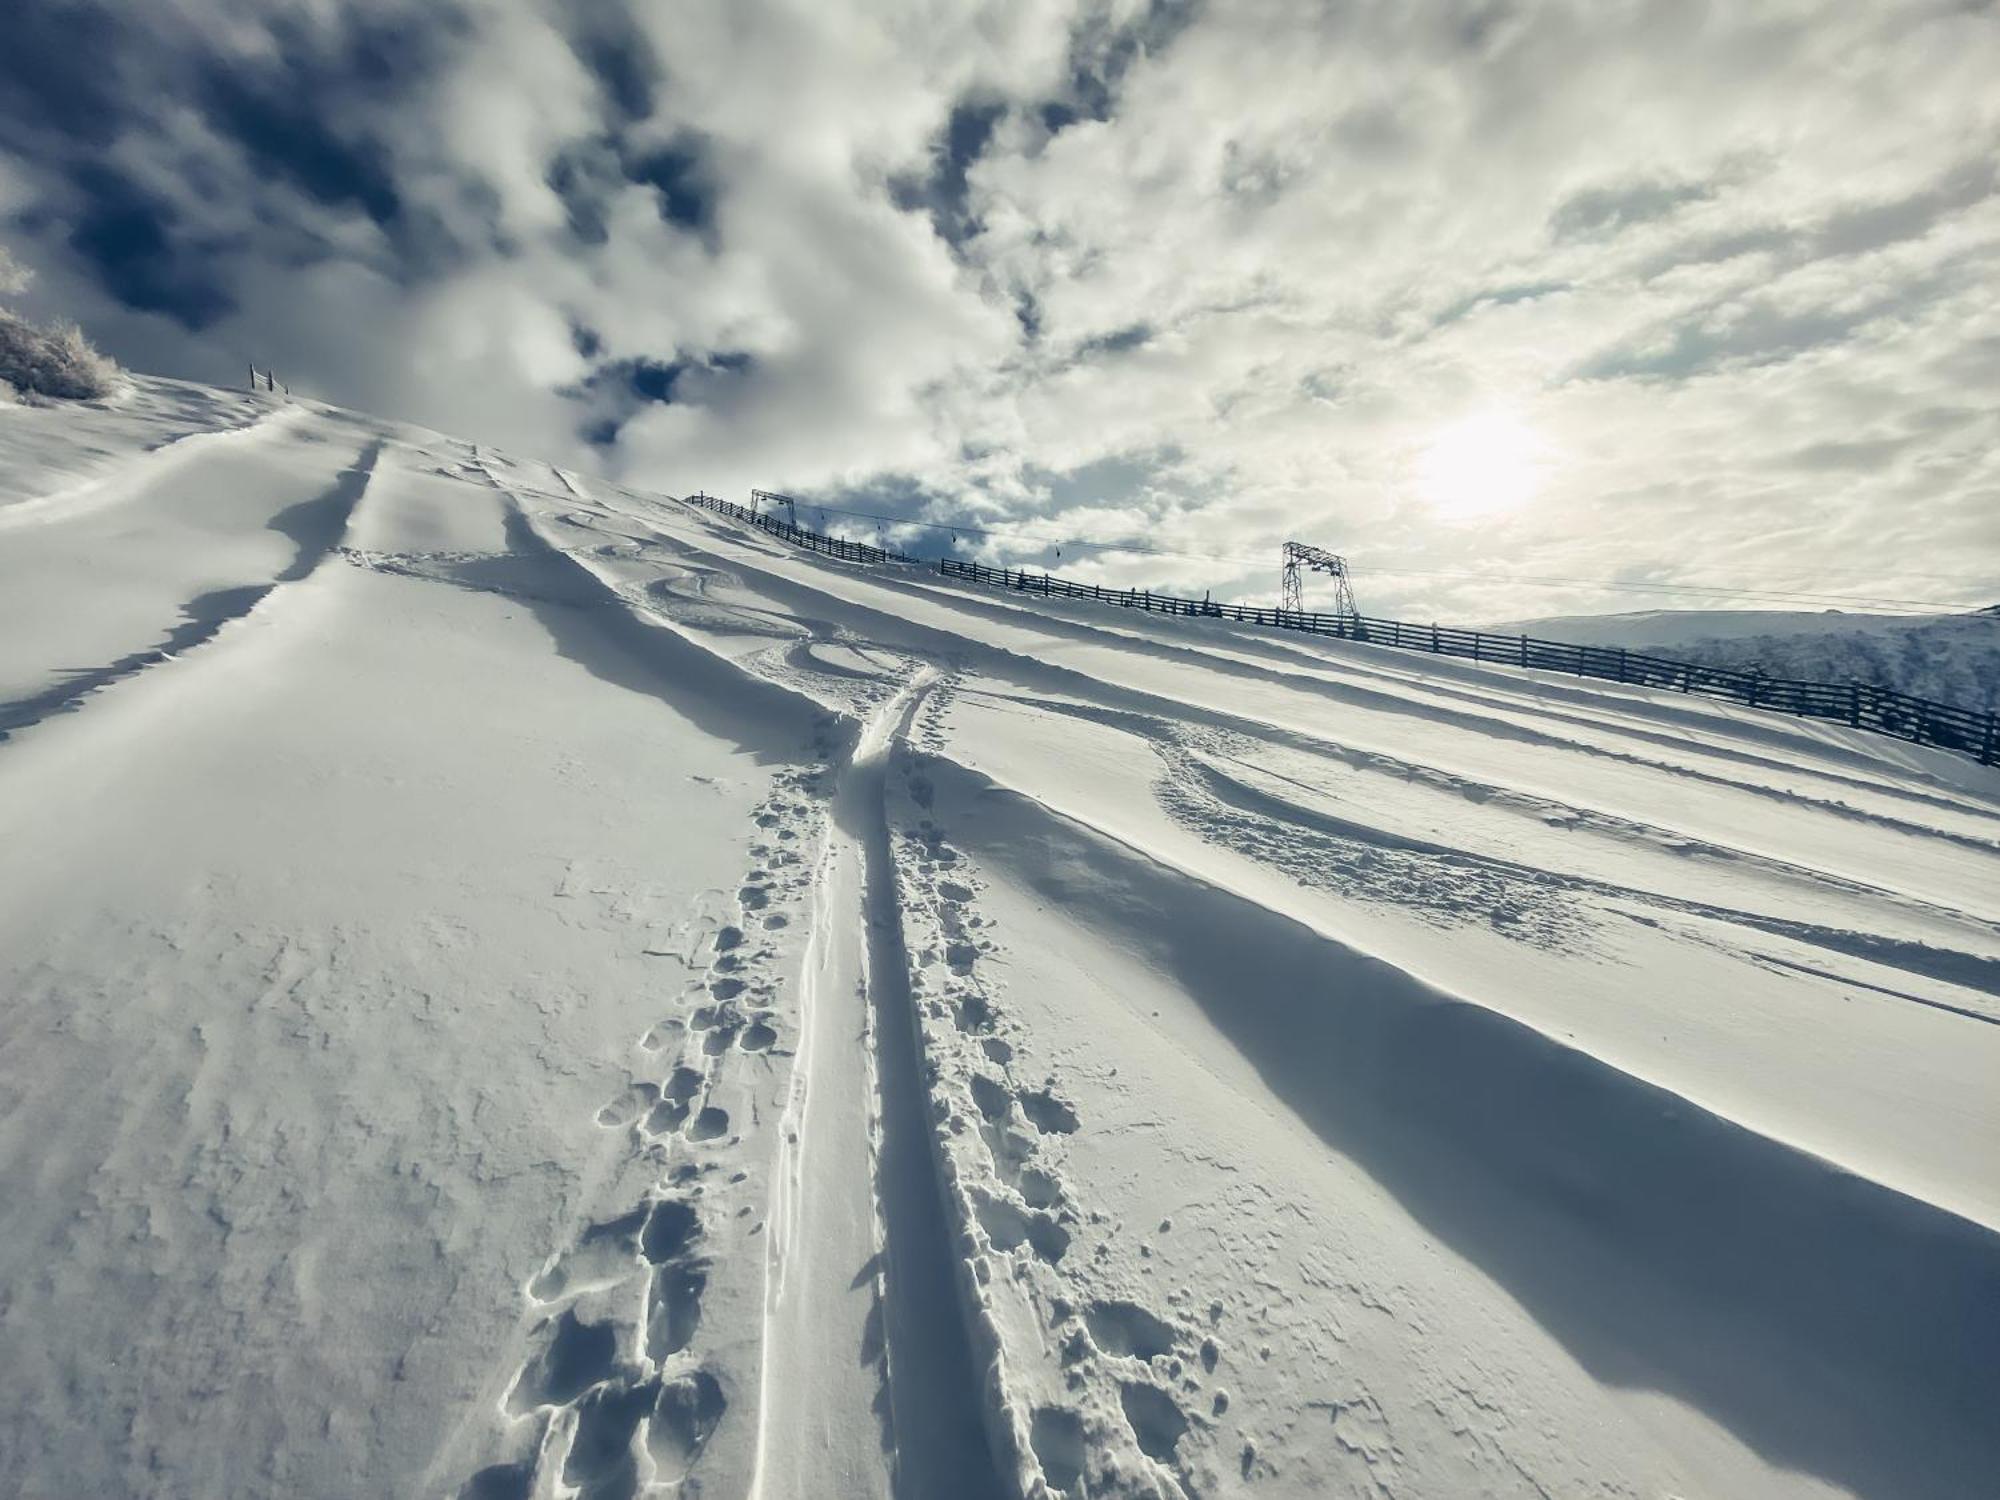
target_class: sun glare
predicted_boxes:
[1416,412,1545,520]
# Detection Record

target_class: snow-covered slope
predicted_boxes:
[3,378,1997,1500]
[1498,607,2000,712]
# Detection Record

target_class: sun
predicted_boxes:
[1416,412,1546,520]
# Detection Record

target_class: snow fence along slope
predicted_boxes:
[0,378,1996,1500]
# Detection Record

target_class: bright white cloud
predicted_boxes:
[1,0,1996,620]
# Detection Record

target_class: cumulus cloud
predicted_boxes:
[2,0,1996,618]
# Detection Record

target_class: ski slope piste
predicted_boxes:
[1,376,1996,1500]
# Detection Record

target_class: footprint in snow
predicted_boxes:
[647,1262,706,1359]
[506,1309,619,1415]
[563,1378,658,1497]
[974,1191,1070,1263]
[1030,1406,1088,1495]
[527,1206,649,1304]
[1084,1300,1178,1361]
[595,1081,659,1129]
[1018,1087,1079,1135]
[1120,1381,1190,1464]
[649,1370,728,1483]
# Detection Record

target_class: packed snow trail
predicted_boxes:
[841,670,1010,1500]
[744,669,1001,1500]
[1,378,1996,1500]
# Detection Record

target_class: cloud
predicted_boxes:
[1,0,1996,620]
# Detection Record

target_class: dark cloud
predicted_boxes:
[1550,178,1715,241]
[186,7,456,233]
[65,166,235,328]
[546,141,622,246]
[0,1,470,329]
[1040,0,1202,134]
[625,141,714,235]
[561,3,665,124]
[542,132,713,245]
[1076,322,1152,358]
[1571,303,1864,383]
[561,348,757,450]
[1432,281,1570,329]
[626,358,686,402]
[1809,157,1997,259]
[0,0,130,149]
[892,100,1007,246]
[197,66,403,226]
[1014,291,1044,342]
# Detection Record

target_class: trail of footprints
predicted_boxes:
[459,769,824,1500]
[892,729,1224,1500]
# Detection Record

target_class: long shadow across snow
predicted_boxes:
[927,757,2000,1500]
[491,504,832,765]
[0,441,383,741]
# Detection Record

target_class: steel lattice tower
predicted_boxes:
[1281,541,1358,616]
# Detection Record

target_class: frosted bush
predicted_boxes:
[0,309,120,399]
[0,244,120,400]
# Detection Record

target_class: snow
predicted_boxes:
[3,376,1997,1500]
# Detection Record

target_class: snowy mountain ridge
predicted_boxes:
[2,377,1997,1500]
[1498,607,2000,713]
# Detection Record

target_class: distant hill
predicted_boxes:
[1492,608,2000,712]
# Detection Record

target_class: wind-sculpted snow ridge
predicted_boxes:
[1,379,1996,1500]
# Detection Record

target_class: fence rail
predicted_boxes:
[674,493,1997,765]
[682,491,924,567]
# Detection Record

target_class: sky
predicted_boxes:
[3,0,1998,621]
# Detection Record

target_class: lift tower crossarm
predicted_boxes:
[1281,541,1359,617]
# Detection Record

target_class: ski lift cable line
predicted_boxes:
[795,500,1983,614]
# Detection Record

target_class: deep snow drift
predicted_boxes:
[3,378,1997,1500]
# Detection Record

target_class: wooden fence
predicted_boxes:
[682,491,923,567]
[673,492,1997,765]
